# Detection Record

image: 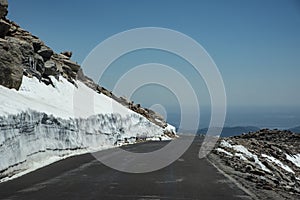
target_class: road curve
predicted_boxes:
[0,137,252,200]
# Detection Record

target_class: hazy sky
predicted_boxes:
[8,0,300,110]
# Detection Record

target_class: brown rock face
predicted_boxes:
[0,0,8,19]
[62,59,80,72]
[0,38,23,89]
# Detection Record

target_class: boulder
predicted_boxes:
[7,37,34,58]
[62,59,80,72]
[0,19,10,38]
[0,38,23,90]
[32,38,43,52]
[37,46,53,60]
[44,60,58,76]
[0,0,8,19]
[57,53,70,60]
[61,51,72,58]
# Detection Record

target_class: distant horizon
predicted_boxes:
[8,0,300,111]
[165,105,300,131]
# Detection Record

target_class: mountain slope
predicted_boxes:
[0,1,175,182]
[209,129,300,199]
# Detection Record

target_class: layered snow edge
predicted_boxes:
[0,76,176,182]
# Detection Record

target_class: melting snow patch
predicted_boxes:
[220,140,232,148]
[219,140,270,173]
[232,145,270,172]
[285,154,300,168]
[235,153,247,161]
[232,145,252,156]
[216,148,233,157]
[262,154,294,174]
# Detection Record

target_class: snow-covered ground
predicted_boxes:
[218,139,300,177]
[286,153,300,168]
[0,76,175,182]
[0,76,137,119]
[213,130,300,199]
[262,154,294,174]
[220,140,271,173]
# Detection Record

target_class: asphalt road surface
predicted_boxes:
[0,137,252,200]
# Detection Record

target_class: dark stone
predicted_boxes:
[245,164,254,172]
[32,39,43,52]
[37,46,53,61]
[41,76,54,87]
[0,19,10,38]
[0,0,8,19]
[61,51,72,58]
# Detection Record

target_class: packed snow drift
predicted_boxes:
[0,76,175,182]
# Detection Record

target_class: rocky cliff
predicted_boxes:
[210,129,300,200]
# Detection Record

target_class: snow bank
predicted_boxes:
[0,76,174,182]
[0,76,135,119]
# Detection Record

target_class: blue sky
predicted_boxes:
[8,0,300,112]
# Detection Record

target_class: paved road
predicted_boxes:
[0,137,251,200]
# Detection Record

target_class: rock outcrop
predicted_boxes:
[210,129,300,200]
[0,0,8,19]
[0,38,23,89]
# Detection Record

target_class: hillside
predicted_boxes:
[0,0,175,182]
[210,129,300,199]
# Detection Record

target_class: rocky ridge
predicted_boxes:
[209,129,300,200]
[0,0,171,134]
